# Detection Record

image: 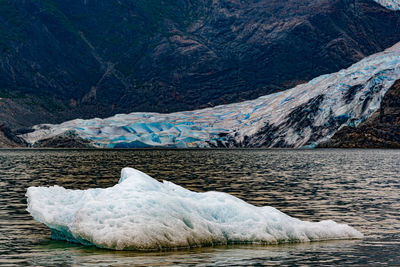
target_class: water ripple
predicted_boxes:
[0,149,399,266]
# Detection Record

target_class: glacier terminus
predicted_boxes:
[20,42,400,148]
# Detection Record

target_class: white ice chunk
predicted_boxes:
[26,168,362,250]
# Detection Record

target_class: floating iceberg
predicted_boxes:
[26,168,362,250]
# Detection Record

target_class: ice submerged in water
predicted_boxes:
[26,168,362,250]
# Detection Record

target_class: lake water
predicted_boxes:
[0,149,399,266]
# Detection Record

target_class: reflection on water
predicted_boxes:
[0,149,399,266]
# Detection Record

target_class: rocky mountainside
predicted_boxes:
[1,0,400,129]
[0,123,27,147]
[19,42,400,148]
[318,80,400,148]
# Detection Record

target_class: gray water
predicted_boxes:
[0,149,399,266]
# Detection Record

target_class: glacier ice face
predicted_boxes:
[20,42,400,148]
[373,0,400,10]
[26,167,363,250]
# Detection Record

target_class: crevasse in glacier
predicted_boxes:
[26,167,363,250]
[20,42,400,148]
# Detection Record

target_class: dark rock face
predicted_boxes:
[32,131,94,148]
[0,123,28,147]
[318,80,400,148]
[1,0,400,129]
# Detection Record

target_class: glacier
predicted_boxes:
[26,167,362,251]
[20,42,400,148]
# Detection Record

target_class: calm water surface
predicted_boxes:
[0,149,399,266]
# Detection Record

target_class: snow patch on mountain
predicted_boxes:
[374,0,400,10]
